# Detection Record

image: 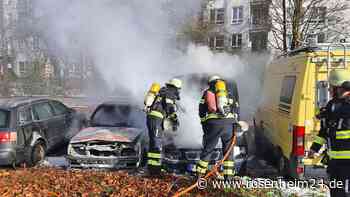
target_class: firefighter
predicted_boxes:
[193,75,238,180]
[309,69,350,197]
[145,78,182,176]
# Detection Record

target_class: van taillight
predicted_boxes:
[292,126,305,156]
[0,132,17,143]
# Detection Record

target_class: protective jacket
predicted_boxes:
[311,95,350,161]
[147,85,180,120]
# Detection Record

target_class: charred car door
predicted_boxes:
[32,102,58,149]
[15,106,34,162]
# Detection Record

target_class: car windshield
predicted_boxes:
[0,110,9,128]
[91,104,145,128]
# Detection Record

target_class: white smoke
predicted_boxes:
[33,0,269,148]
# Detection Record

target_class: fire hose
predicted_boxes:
[170,131,237,197]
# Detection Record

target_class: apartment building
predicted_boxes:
[202,0,271,53]
[202,0,350,53]
[0,0,48,78]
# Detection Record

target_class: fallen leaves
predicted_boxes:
[0,167,277,197]
[0,168,175,197]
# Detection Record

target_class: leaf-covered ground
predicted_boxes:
[0,167,174,197]
[0,167,325,197]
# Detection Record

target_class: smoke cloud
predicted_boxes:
[34,0,269,148]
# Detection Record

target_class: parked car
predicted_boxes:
[0,97,87,167]
[253,42,350,179]
[67,101,148,169]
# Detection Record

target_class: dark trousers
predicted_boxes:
[199,119,235,177]
[201,119,234,161]
[328,160,350,197]
[146,115,163,173]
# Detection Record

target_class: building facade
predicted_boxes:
[202,0,271,53]
[0,0,97,96]
[0,0,49,78]
[202,0,350,54]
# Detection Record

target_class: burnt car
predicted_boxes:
[67,102,147,169]
[162,73,246,174]
[0,97,87,167]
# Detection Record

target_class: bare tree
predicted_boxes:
[270,0,349,53]
[178,15,215,45]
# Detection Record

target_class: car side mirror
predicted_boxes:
[18,120,26,126]
[86,119,91,127]
[68,108,75,114]
[18,118,31,126]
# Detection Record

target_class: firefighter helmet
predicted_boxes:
[341,81,350,91]
[329,69,350,87]
[167,78,182,89]
[208,75,221,84]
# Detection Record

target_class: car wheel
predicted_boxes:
[276,148,289,177]
[25,141,46,167]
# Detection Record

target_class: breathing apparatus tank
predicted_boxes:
[215,80,229,115]
[144,83,161,112]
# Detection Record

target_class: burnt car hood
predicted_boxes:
[70,127,143,144]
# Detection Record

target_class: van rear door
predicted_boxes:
[277,75,297,156]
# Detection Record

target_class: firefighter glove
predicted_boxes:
[172,115,179,131]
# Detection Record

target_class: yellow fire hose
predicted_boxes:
[171,133,237,197]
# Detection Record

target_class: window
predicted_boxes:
[209,8,225,24]
[50,101,68,116]
[32,102,54,120]
[317,33,325,43]
[251,5,268,26]
[280,76,296,104]
[317,81,329,108]
[231,33,242,48]
[251,32,268,52]
[18,40,25,49]
[306,32,325,43]
[91,105,144,128]
[0,110,9,128]
[209,35,225,50]
[19,61,26,75]
[232,6,243,24]
[18,108,32,124]
[33,36,40,50]
[310,7,326,23]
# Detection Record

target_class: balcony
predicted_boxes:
[250,18,271,32]
[250,0,271,5]
[250,23,271,32]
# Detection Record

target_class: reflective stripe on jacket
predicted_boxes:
[310,97,350,160]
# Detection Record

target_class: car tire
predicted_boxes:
[276,147,289,177]
[25,141,46,167]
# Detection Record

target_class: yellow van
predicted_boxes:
[254,43,350,179]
